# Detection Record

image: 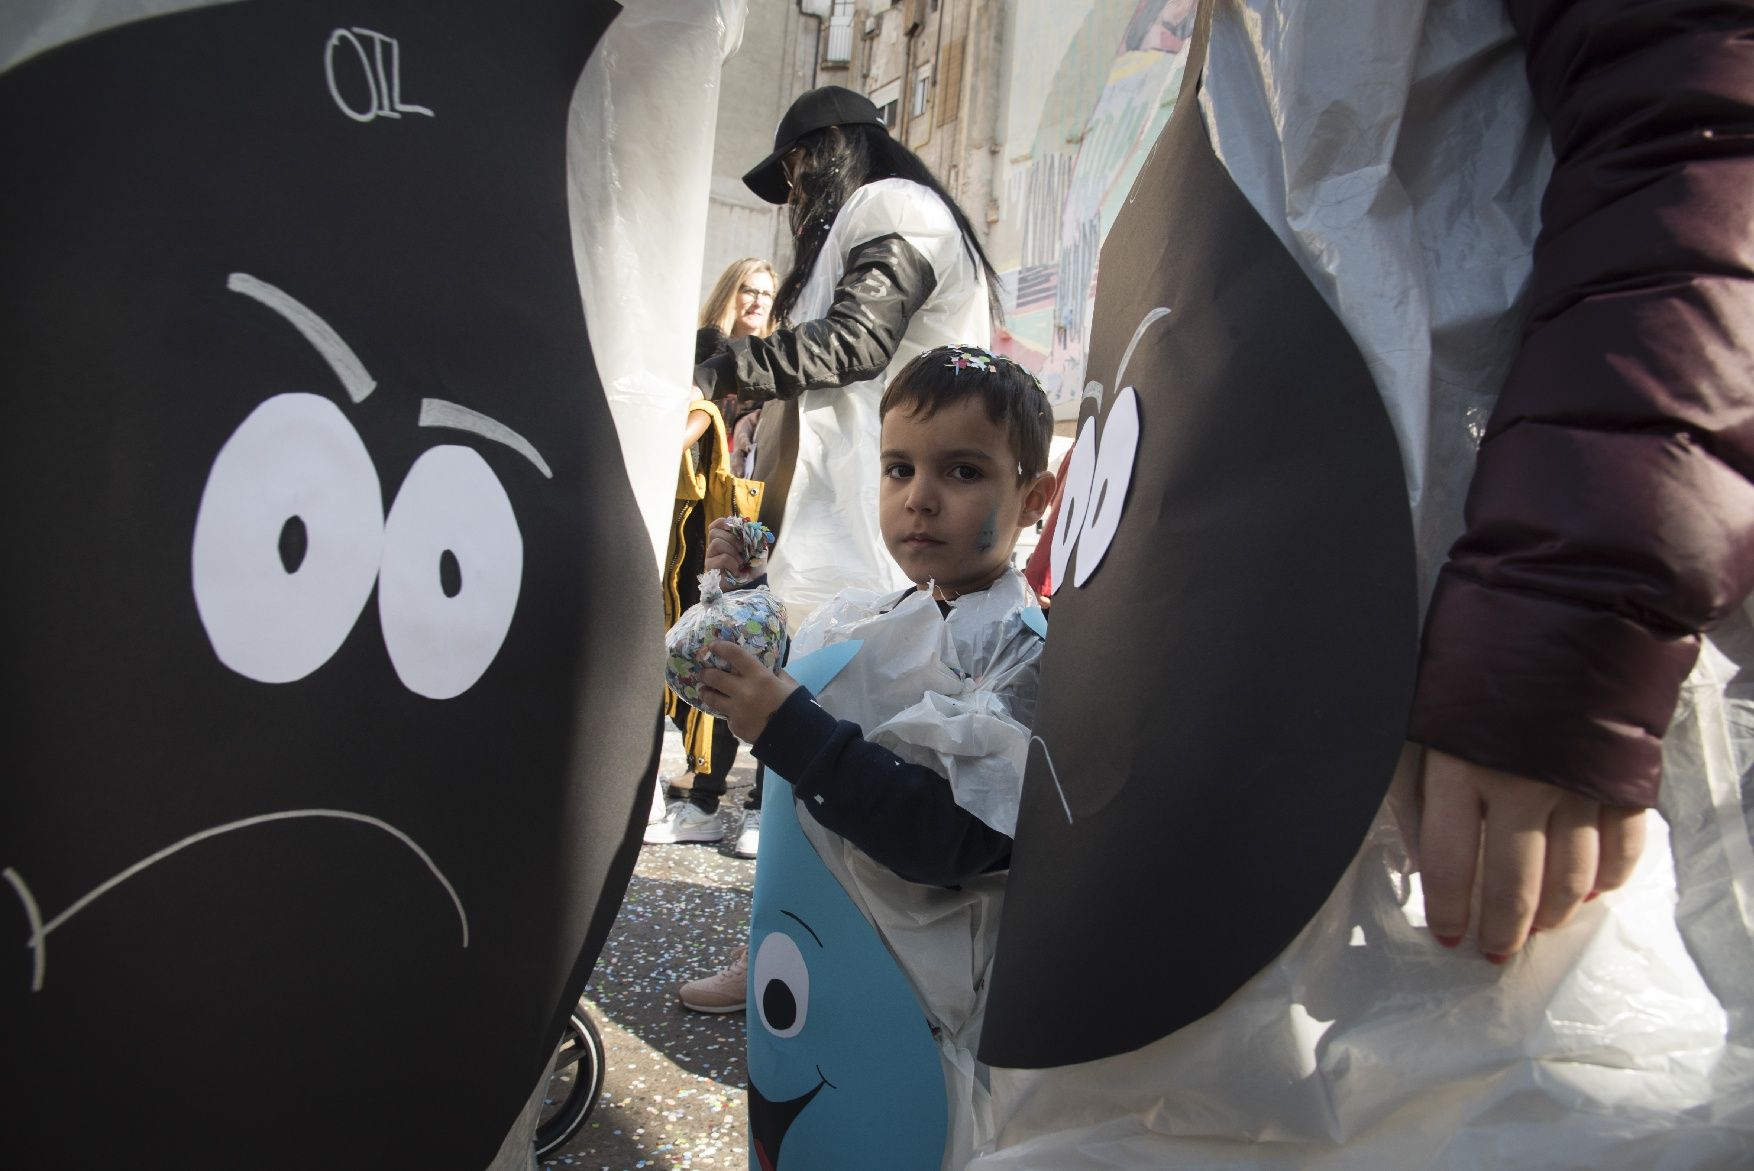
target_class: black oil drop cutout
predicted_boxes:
[278,515,308,573]
[439,549,463,598]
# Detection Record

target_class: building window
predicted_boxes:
[871,79,902,131]
[824,0,854,64]
[911,62,932,118]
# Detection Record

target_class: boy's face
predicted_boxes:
[880,397,1052,599]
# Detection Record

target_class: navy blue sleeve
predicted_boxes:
[752,686,1011,887]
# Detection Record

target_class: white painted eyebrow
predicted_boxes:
[227,274,548,478]
[419,398,552,479]
[1115,306,1173,390]
[227,272,377,403]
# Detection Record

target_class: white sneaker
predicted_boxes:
[643,801,724,844]
[647,783,679,826]
[732,809,761,858]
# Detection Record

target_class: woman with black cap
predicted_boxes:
[693,84,1002,626]
[674,84,1002,1018]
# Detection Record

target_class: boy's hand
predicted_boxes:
[1418,748,1647,961]
[696,640,797,742]
[703,517,747,579]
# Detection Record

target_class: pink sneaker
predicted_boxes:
[678,946,748,1014]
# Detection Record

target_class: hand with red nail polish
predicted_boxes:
[1418,748,1647,961]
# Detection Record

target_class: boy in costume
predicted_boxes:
[698,344,1054,1167]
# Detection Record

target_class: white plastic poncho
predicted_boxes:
[765,176,993,626]
[790,567,1044,1169]
[969,1,1754,1167]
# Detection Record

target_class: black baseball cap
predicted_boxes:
[742,85,885,204]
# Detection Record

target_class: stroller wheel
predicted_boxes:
[534,998,606,1156]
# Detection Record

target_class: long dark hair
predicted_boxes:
[773,123,1003,330]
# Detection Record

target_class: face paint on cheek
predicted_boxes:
[976,507,1000,553]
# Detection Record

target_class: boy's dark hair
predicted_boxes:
[774,124,1004,331]
[880,345,1053,481]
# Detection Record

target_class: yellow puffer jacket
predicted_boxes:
[663,399,762,772]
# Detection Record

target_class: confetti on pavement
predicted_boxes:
[544,725,756,1171]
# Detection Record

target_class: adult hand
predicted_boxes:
[702,517,745,579]
[1418,748,1647,961]
[696,641,797,743]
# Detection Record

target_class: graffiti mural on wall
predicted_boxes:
[995,0,1195,407]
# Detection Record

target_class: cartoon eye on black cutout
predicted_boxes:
[379,445,523,700]
[1051,309,1163,591]
[1073,386,1139,587]
[754,930,811,1039]
[192,391,385,683]
[203,274,544,699]
[1049,411,1099,590]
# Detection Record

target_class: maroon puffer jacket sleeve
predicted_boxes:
[1408,0,1754,809]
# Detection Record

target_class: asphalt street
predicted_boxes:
[542,726,757,1171]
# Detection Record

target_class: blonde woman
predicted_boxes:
[648,258,777,856]
[700,255,779,339]
[681,257,776,464]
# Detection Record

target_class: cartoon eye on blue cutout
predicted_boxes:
[754,926,810,1039]
[745,641,948,1171]
[192,273,540,698]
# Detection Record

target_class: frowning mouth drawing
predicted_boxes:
[4,808,468,992]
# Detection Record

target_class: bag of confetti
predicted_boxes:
[714,516,773,583]
[664,524,787,711]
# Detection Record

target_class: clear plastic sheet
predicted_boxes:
[570,0,749,570]
[972,738,1754,1167]
[966,1,1754,1165]
[0,0,238,71]
[790,567,1045,1168]
[663,570,788,711]
[1199,0,1545,589]
[791,567,1044,838]
[763,178,994,625]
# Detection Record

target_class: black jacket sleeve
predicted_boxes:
[752,686,1012,887]
[694,232,938,403]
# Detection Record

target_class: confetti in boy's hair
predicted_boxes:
[942,343,1050,398]
[945,344,997,374]
[884,343,1053,480]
